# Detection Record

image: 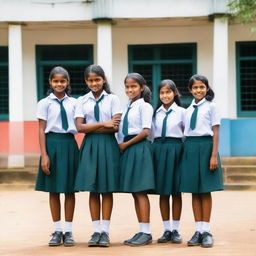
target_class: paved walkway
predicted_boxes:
[0,190,256,256]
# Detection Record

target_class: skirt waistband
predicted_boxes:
[123,134,138,142]
[46,132,75,140]
[154,137,182,143]
[185,136,212,142]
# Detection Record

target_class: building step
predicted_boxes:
[0,168,37,184]
[221,157,256,166]
[225,174,256,183]
[224,184,256,191]
[223,166,256,175]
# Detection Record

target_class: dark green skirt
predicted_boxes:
[152,137,183,195]
[35,132,79,193]
[179,136,224,193]
[119,138,155,192]
[74,133,120,193]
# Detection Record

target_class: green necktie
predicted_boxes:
[161,109,172,137]
[55,99,69,131]
[190,105,198,130]
[94,95,105,122]
[122,106,131,136]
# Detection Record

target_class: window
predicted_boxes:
[128,43,197,107]
[36,45,93,100]
[236,42,256,117]
[0,46,8,120]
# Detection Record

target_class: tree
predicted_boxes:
[227,0,256,26]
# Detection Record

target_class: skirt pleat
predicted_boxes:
[119,139,155,192]
[153,138,183,195]
[75,133,120,193]
[35,132,79,193]
[179,136,224,193]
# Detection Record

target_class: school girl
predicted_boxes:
[35,66,79,247]
[118,73,155,246]
[74,64,121,247]
[180,74,224,248]
[151,80,185,244]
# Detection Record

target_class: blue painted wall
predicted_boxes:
[219,118,256,156]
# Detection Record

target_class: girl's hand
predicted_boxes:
[119,142,128,153]
[209,155,218,171]
[112,115,121,129]
[41,155,50,175]
[104,118,120,128]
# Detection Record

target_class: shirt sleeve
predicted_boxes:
[140,103,153,129]
[111,95,122,116]
[210,102,221,126]
[74,97,85,119]
[36,99,47,120]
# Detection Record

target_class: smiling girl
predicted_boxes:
[35,66,79,247]
[151,80,185,244]
[180,74,223,248]
[118,73,155,246]
[74,64,122,247]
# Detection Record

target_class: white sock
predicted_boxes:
[201,221,210,233]
[163,220,171,231]
[64,221,72,233]
[195,221,202,233]
[53,221,62,232]
[172,220,180,231]
[102,220,110,233]
[141,222,151,234]
[139,222,143,232]
[92,220,101,233]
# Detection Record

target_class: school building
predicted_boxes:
[0,0,256,167]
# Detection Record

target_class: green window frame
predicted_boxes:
[128,43,197,107]
[236,41,256,117]
[0,46,9,121]
[36,44,93,100]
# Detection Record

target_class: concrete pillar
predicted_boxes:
[213,16,229,118]
[96,20,113,86]
[8,24,24,168]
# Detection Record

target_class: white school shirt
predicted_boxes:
[36,93,77,134]
[118,98,153,142]
[74,90,122,122]
[152,102,185,139]
[184,98,221,137]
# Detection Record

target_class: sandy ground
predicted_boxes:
[0,190,256,256]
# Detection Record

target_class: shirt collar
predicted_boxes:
[192,97,206,107]
[49,93,68,101]
[156,102,178,113]
[83,90,108,103]
[128,98,145,108]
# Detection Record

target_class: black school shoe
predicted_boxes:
[98,232,110,247]
[129,233,152,246]
[49,231,63,246]
[157,230,172,243]
[187,231,202,246]
[88,232,101,247]
[63,232,75,246]
[201,232,214,248]
[171,230,182,244]
[124,232,143,245]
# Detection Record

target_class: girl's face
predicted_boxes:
[125,78,143,100]
[49,74,68,94]
[189,80,208,103]
[159,86,175,106]
[86,72,105,94]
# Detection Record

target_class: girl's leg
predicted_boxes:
[64,193,75,233]
[132,193,142,222]
[49,193,61,223]
[171,193,182,243]
[63,193,75,245]
[101,193,113,234]
[89,192,101,221]
[187,193,203,246]
[201,192,212,233]
[49,193,62,246]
